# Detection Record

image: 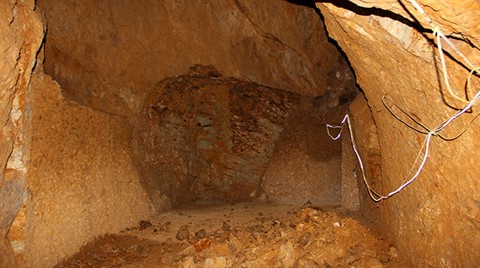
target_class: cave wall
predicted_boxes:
[0,1,43,267]
[37,0,344,116]
[317,0,480,267]
[1,0,357,265]
[3,0,478,267]
[262,54,356,205]
[18,73,151,268]
[133,67,301,211]
[262,96,347,205]
[0,4,154,265]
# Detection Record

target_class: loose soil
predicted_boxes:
[55,202,403,267]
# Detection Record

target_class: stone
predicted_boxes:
[37,0,342,117]
[194,238,212,252]
[132,71,300,210]
[194,229,207,239]
[139,220,153,230]
[277,242,297,268]
[317,0,480,267]
[176,225,190,241]
[294,257,318,268]
[204,256,229,268]
[222,221,232,232]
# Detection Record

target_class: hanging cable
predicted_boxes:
[326,0,480,202]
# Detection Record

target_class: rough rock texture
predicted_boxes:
[133,66,300,211]
[261,97,347,205]
[20,74,151,268]
[55,204,405,267]
[317,1,480,267]
[0,1,44,267]
[8,0,480,266]
[345,95,382,218]
[37,0,343,116]
[341,119,359,212]
[261,53,357,204]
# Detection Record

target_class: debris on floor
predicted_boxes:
[55,203,403,267]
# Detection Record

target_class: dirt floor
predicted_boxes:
[55,202,403,267]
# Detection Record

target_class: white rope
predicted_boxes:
[327,114,433,202]
[325,0,480,202]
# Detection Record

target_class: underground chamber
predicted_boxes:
[1,0,480,267]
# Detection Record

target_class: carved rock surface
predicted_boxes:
[38,0,342,116]
[24,74,151,268]
[317,1,480,267]
[133,67,299,211]
[0,0,44,267]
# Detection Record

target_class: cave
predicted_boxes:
[1,0,479,267]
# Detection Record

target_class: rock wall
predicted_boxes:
[261,96,348,205]
[133,66,300,211]
[17,74,151,268]
[317,1,480,267]
[37,0,343,116]
[345,95,382,220]
[7,0,478,266]
[0,1,44,267]
[261,49,357,205]
[1,1,358,266]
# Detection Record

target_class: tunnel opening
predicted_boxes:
[35,0,362,213]
[2,0,479,267]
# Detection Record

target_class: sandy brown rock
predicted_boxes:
[4,0,478,267]
[260,55,357,204]
[55,204,405,267]
[22,74,151,268]
[133,67,300,211]
[317,1,480,267]
[261,96,349,204]
[0,0,44,267]
[37,0,342,116]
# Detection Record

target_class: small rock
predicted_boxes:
[347,251,360,265]
[100,243,113,253]
[194,238,212,252]
[366,258,384,268]
[228,234,244,254]
[222,221,231,231]
[333,222,341,227]
[139,220,153,230]
[195,229,207,239]
[297,232,312,247]
[389,246,399,259]
[380,251,391,263]
[248,224,264,233]
[294,257,317,268]
[176,225,190,241]
[324,234,335,244]
[204,256,229,268]
[277,242,296,267]
[324,261,334,268]
[302,200,312,207]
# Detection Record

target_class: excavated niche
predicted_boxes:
[3,0,360,266]
[132,66,301,211]
[131,65,358,212]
